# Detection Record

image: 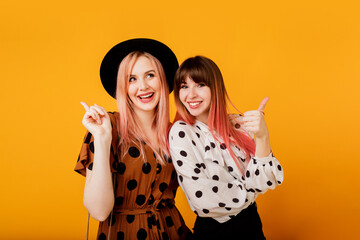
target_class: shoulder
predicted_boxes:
[169,121,201,146]
[169,120,195,136]
[107,111,119,127]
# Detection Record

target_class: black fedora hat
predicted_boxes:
[100,38,178,98]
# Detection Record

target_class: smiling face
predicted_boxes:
[127,55,161,115]
[179,76,212,123]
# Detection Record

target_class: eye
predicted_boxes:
[146,73,155,78]
[198,82,206,87]
[180,84,188,89]
[129,77,136,82]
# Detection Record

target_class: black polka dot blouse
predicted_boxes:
[169,118,284,223]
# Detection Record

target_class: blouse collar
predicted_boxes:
[194,120,210,133]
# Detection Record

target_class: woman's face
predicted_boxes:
[179,76,211,124]
[127,55,161,115]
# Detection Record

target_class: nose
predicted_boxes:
[138,78,148,90]
[188,85,197,98]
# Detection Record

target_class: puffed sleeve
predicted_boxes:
[231,114,284,195]
[74,112,119,177]
[169,121,257,222]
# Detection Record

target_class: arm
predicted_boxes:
[80,103,114,221]
[236,97,284,192]
[169,122,257,220]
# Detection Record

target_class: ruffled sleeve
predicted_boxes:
[74,112,119,177]
[230,114,284,195]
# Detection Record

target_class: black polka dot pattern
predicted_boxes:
[142,162,151,174]
[115,196,123,206]
[126,215,135,224]
[98,233,106,240]
[212,175,219,181]
[165,216,174,227]
[179,131,185,138]
[180,151,187,157]
[116,162,126,175]
[117,231,124,240]
[128,147,140,158]
[168,120,284,223]
[108,214,116,226]
[136,195,146,206]
[84,132,92,144]
[159,182,168,192]
[127,179,137,191]
[88,162,93,171]
[162,232,169,240]
[195,191,203,198]
[220,143,227,149]
[89,142,95,153]
[137,228,147,240]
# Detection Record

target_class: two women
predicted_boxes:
[75,39,191,240]
[75,39,283,239]
[169,56,284,239]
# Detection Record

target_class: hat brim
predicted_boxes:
[100,38,178,98]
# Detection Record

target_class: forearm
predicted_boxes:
[83,137,114,221]
[255,135,271,158]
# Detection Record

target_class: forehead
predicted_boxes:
[131,56,155,75]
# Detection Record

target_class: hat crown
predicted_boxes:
[100,38,178,98]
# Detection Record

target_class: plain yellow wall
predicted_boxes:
[1,0,359,239]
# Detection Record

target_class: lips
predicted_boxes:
[187,101,202,109]
[137,92,154,103]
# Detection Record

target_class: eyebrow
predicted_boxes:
[130,69,155,77]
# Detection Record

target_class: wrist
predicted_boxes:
[93,133,112,145]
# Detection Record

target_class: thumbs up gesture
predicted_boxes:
[242,97,269,139]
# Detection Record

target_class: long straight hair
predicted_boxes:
[173,56,255,173]
[116,51,170,164]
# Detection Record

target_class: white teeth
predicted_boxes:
[189,102,200,106]
[139,93,153,99]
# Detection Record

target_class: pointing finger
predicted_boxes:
[258,97,269,113]
[80,102,90,111]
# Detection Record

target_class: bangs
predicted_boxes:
[176,57,212,87]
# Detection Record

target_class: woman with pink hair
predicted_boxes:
[75,39,192,240]
[169,56,284,239]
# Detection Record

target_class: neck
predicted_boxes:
[196,113,209,125]
[134,109,155,131]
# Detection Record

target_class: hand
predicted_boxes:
[242,97,269,139]
[80,102,112,140]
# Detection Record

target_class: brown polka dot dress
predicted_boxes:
[75,112,192,240]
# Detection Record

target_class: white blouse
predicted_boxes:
[169,117,284,223]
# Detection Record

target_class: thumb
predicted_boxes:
[258,97,269,113]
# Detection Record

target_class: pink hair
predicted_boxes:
[116,51,170,164]
[173,56,255,173]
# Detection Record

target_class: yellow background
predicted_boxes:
[1,0,359,239]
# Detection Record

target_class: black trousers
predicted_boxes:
[193,203,266,240]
